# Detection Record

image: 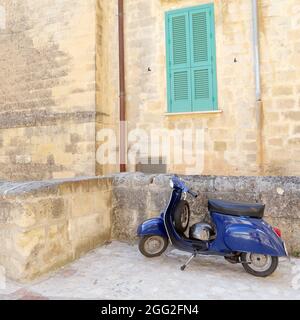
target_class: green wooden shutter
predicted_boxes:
[190,7,216,111]
[166,4,218,113]
[167,12,192,113]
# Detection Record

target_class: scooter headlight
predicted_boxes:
[169,179,174,189]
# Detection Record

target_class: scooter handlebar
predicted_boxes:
[188,190,198,198]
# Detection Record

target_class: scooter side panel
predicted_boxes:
[211,212,286,257]
[137,217,168,238]
[224,225,286,256]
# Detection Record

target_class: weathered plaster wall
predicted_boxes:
[98,0,300,176]
[0,0,97,180]
[0,176,112,281]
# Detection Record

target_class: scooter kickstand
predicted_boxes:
[180,253,197,271]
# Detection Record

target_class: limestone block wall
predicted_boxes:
[95,0,120,176]
[259,0,300,175]
[0,0,298,180]
[98,0,261,175]
[0,176,112,281]
[0,0,97,180]
[98,0,300,176]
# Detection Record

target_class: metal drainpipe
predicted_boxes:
[252,0,261,101]
[118,0,126,172]
[251,0,264,174]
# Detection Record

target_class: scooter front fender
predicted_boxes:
[224,222,287,257]
[137,217,168,238]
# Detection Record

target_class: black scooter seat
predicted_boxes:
[208,199,265,219]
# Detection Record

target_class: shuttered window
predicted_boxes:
[166,4,218,113]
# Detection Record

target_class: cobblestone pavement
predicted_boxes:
[1,241,300,300]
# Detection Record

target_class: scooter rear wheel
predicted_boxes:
[241,253,278,277]
[139,235,168,258]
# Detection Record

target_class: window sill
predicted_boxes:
[164,110,223,116]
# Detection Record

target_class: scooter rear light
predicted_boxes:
[273,227,282,238]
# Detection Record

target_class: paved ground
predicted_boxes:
[1,241,300,300]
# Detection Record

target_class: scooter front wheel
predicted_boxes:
[241,253,278,277]
[139,235,168,258]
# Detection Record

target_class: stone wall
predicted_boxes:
[259,0,300,175]
[0,0,97,180]
[112,173,300,256]
[0,176,112,281]
[95,0,120,176]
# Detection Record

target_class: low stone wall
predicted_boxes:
[0,173,299,281]
[0,177,112,281]
[112,174,300,256]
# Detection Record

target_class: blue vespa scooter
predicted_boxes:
[137,176,288,277]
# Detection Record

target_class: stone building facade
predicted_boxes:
[0,0,299,179]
